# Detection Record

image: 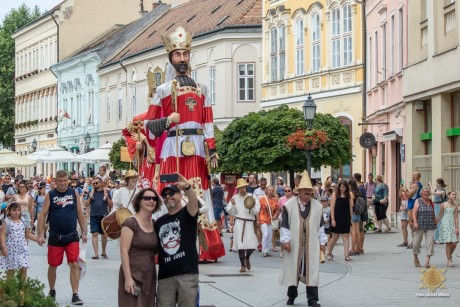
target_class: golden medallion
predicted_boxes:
[419,265,447,292]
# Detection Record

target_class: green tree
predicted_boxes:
[109,138,131,170]
[217,105,352,173]
[0,5,40,148]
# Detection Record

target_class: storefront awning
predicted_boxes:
[382,128,403,141]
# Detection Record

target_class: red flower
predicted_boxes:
[286,129,330,150]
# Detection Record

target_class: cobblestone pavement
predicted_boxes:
[24,229,460,307]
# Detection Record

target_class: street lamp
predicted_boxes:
[31,138,37,152]
[84,132,91,153]
[302,94,317,176]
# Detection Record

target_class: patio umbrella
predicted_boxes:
[26,147,78,163]
[76,143,112,164]
[0,149,36,168]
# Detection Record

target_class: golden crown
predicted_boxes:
[161,26,193,54]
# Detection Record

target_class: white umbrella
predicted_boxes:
[0,149,36,168]
[26,147,78,163]
[77,143,112,164]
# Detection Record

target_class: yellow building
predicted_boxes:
[262,0,364,180]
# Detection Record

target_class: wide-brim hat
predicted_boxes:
[298,170,314,190]
[236,178,248,189]
[124,170,139,180]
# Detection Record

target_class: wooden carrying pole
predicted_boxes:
[172,79,180,173]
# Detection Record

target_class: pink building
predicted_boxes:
[364,0,407,223]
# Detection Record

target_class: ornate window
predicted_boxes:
[295,19,304,76]
[209,66,216,104]
[312,14,321,72]
[238,63,254,101]
[343,4,352,66]
[118,89,123,120]
[332,7,341,68]
[279,25,286,80]
[270,27,278,81]
[106,95,111,122]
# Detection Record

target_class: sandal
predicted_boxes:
[447,261,455,267]
[414,258,421,267]
[345,256,352,262]
[425,263,431,268]
[327,254,334,261]
[406,243,413,249]
[397,242,408,247]
[101,254,108,259]
[272,247,279,252]
[239,267,246,273]
[385,228,391,232]
[92,255,99,260]
[359,249,364,255]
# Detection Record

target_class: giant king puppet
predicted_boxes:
[127,27,225,261]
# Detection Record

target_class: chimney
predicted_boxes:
[153,0,162,10]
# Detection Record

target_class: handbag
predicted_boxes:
[265,196,279,230]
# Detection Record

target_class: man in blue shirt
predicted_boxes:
[211,178,224,236]
[84,178,112,259]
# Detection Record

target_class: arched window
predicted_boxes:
[332,7,341,68]
[279,25,286,80]
[295,19,304,76]
[312,14,321,72]
[270,27,278,81]
[131,72,137,117]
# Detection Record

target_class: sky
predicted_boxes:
[1,0,58,21]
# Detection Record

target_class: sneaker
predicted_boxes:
[280,252,284,258]
[72,293,83,305]
[287,298,295,305]
[49,290,56,300]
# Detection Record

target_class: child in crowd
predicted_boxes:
[0,202,38,279]
[436,191,458,267]
[321,197,331,240]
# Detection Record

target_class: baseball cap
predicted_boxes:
[161,184,180,196]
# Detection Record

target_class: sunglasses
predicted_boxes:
[161,191,177,198]
[71,186,77,188]
[284,189,291,192]
[142,196,158,202]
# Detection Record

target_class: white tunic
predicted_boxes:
[111,187,140,214]
[225,193,260,250]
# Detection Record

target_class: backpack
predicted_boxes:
[353,196,366,215]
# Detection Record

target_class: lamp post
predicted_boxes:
[31,138,37,152]
[302,94,317,176]
[84,132,91,153]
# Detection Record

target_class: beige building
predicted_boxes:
[13,0,164,177]
[262,0,364,181]
[403,0,460,192]
[97,0,262,143]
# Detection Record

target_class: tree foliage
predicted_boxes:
[0,5,41,147]
[109,138,131,170]
[217,105,352,173]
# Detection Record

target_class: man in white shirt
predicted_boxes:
[111,170,140,214]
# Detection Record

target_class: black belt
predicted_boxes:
[167,128,203,137]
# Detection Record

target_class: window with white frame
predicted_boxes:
[382,23,386,80]
[209,66,216,104]
[332,7,341,68]
[279,26,286,80]
[295,19,304,76]
[399,8,404,72]
[343,4,352,66]
[270,27,278,81]
[238,63,254,101]
[106,95,111,122]
[131,73,137,117]
[88,90,94,124]
[118,90,122,120]
[374,31,379,85]
[369,36,373,87]
[76,94,81,125]
[391,15,395,75]
[312,14,321,72]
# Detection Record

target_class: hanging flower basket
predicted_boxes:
[286,129,330,151]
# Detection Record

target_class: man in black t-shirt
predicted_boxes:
[37,170,87,305]
[155,173,199,307]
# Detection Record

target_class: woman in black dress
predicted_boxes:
[327,180,354,261]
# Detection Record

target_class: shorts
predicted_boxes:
[214,206,223,221]
[401,209,408,221]
[352,214,361,223]
[324,227,331,235]
[90,215,104,233]
[48,241,79,266]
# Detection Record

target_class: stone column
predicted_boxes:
[430,93,451,182]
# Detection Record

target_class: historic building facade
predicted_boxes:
[262,0,364,181]
[365,0,407,218]
[97,0,262,144]
[403,0,460,193]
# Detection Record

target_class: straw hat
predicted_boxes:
[244,195,255,210]
[236,178,248,189]
[124,170,139,180]
[298,170,314,190]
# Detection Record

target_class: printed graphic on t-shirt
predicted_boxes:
[52,194,74,207]
[159,220,182,257]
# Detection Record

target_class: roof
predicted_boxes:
[101,0,262,68]
[65,4,170,63]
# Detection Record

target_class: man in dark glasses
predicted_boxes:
[84,179,112,260]
[155,172,199,307]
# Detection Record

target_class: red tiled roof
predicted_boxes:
[101,0,262,67]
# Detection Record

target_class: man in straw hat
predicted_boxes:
[111,170,140,214]
[225,178,260,273]
[279,171,328,307]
